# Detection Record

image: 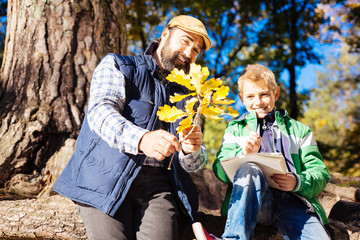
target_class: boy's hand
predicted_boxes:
[243,131,262,155]
[179,125,203,154]
[271,173,297,191]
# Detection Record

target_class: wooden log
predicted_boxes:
[0,194,86,240]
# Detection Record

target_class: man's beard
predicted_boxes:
[160,46,191,74]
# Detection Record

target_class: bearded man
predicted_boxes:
[53,15,211,240]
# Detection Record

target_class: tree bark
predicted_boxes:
[288,0,298,120]
[0,0,127,187]
[288,65,298,120]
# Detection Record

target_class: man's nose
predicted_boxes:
[183,47,193,59]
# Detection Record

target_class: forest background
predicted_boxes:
[0,0,359,196]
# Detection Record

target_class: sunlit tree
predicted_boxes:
[300,44,360,176]
[318,0,360,53]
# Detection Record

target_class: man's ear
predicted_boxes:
[161,27,170,41]
[275,86,280,101]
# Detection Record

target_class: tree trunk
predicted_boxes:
[0,0,127,189]
[288,65,298,120]
[288,0,298,120]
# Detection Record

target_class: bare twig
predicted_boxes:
[167,101,202,170]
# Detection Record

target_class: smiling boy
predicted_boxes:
[207,64,330,239]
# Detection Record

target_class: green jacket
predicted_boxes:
[213,110,330,224]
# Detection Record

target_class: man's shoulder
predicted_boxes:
[104,53,147,67]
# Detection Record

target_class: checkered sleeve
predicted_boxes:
[178,142,208,172]
[87,54,148,155]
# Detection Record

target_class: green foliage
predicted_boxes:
[203,118,228,168]
[300,44,360,176]
[125,0,163,53]
[125,0,235,55]
[275,79,310,119]
[125,0,349,120]
[319,0,360,53]
[251,0,327,119]
[125,0,356,172]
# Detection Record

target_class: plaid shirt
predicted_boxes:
[86,54,207,172]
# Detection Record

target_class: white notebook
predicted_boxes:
[220,152,288,189]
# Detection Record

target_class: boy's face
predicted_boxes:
[239,78,280,119]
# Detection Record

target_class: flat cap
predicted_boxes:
[168,15,212,51]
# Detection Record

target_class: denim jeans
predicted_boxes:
[222,163,330,240]
[76,166,180,240]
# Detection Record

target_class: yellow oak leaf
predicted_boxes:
[213,99,235,105]
[202,114,224,121]
[189,63,208,94]
[202,89,212,104]
[185,98,198,117]
[190,62,201,71]
[190,73,203,94]
[166,68,195,91]
[213,85,230,101]
[157,105,187,123]
[200,103,224,121]
[226,106,239,118]
[201,66,210,80]
[200,105,222,116]
[201,78,222,93]
[176,117,192,133]
[169,93,195,103]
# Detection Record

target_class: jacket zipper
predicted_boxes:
[262,119,276,152]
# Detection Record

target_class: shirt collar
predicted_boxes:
[265,109,276,123]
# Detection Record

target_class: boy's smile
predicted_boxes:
[239,78,280,119]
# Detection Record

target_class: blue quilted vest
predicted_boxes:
[54,51,199,221]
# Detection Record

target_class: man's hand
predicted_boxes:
[179,125,203,154]
[243,131,262,155]
[139,130,181,160]
[271,173,297,191]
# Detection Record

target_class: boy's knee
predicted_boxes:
[237,163,263,176]
[233,163,266,185]
[233,163,267,189]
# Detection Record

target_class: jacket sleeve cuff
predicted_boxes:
[178,143,208,172]
[291,172,301,192]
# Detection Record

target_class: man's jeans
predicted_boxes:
[222,163,330,240]
[76,166,180,240]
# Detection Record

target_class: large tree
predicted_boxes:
[0,0,127,190]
